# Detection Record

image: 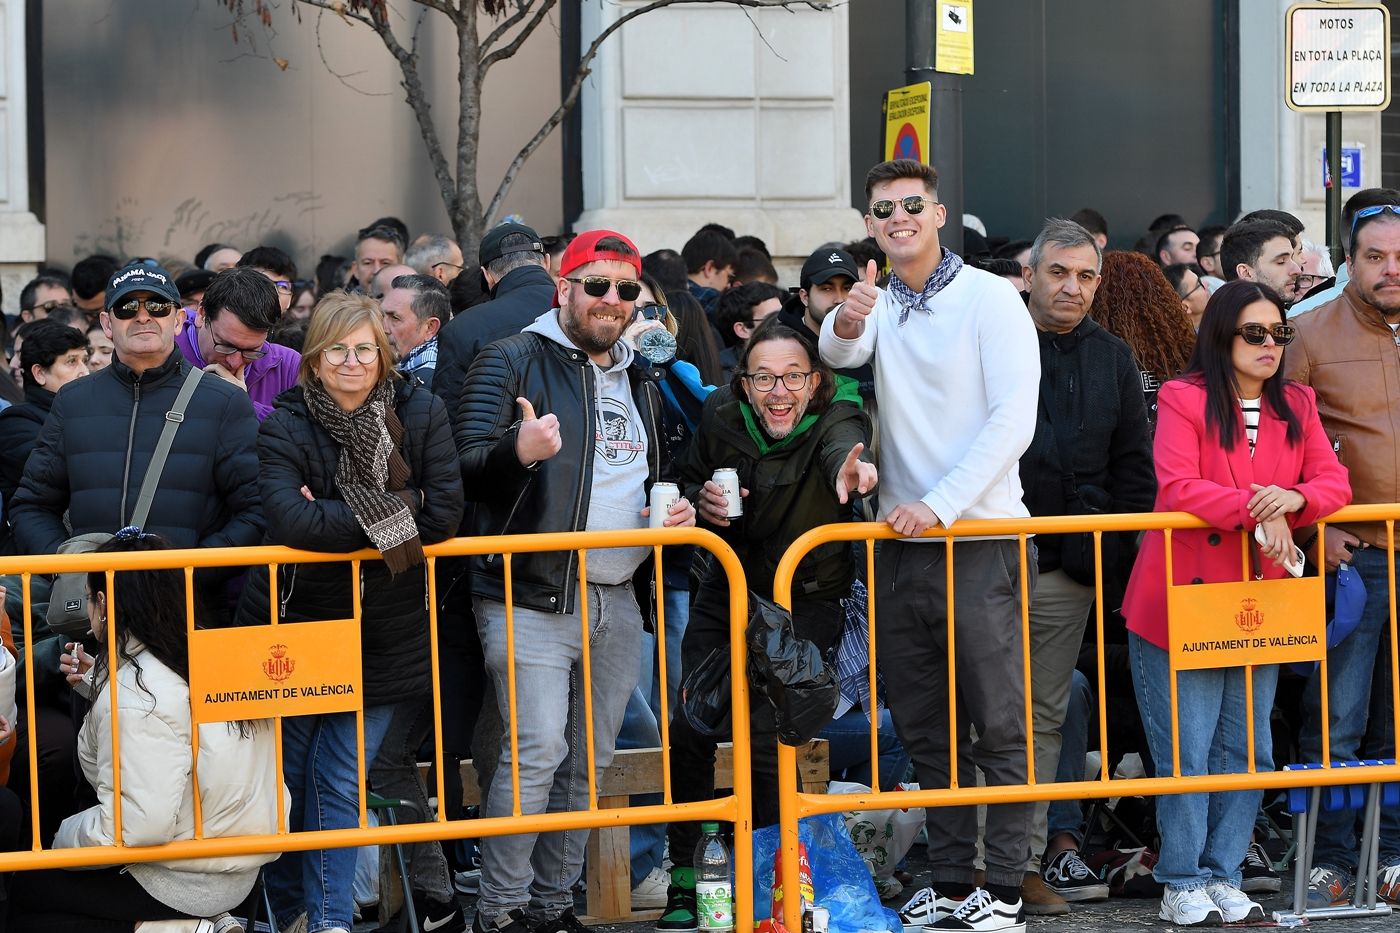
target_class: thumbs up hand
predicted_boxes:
[515,397,562,465]
[834,260,881,338]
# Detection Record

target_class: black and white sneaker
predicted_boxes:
[1240,841,1281,894]
[928,889,1024,933]
[897,886,962,931]
[1041,849,1110,902]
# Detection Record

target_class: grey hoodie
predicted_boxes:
[524,309,650,583]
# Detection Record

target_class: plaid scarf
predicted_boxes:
[398,335,438,377]
[888,248,964,326]
[304,380,424,576]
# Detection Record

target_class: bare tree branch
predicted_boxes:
[480,0,536,57]
[483,0,824,225]
[480,0,557,72]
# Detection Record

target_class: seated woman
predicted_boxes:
[237,291,464,933]
[10,531,284,932]
[1122,280,1350,926]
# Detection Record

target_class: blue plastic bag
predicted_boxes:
[752,812,902,933]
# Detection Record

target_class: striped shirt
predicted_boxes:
[1239,397,1261,458]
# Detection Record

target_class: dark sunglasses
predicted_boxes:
[110,297,179,320]
[1350,203,1400,239]
[565,275,641,302]
[636,303,668,321]
[1234,323,1296,346]
[869,195,937,220]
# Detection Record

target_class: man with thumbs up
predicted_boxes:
[820,160,1041,933]
[456,229,696,933]
[656,315,875,931]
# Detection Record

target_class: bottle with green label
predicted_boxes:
[694,821,734,932]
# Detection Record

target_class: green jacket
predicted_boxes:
[681,377,872,600]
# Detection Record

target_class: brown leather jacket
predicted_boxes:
[1284,284,1400,547]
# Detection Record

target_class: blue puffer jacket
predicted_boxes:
[9,350,263,556]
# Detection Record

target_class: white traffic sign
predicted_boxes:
[1286,3,1391,111]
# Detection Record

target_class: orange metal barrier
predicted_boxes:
[772,506,1400,932]
[0,528,754,929]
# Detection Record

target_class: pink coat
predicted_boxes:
[1123,378,1351,649]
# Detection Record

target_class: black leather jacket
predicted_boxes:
[456,331,667,614]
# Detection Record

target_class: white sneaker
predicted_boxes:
[897,886,962,930]
[1158,886,1223,926]
[928,888,1025,932]
[632,865,672,910]
[1205,881,1263,923]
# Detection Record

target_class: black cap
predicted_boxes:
[800,247,859,290]
[175,268,217,300]
[479,222,544,266]
[105,260,181,309]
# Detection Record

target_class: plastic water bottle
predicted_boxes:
[694,822,734,932]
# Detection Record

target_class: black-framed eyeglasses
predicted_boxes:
[1182,278,1207,301]
[432,261,464,274]
[210,338,268,360]
[743,370,812,392]
[323,343,380,366]
[25,299,69,315]
[565,276,642,302]
[635,303,668,322]
[110,298,179,320]
[1350,203,1400,239]
[1234,323,1296,346]
[1293,273,1325,293]
[869,196,937,220]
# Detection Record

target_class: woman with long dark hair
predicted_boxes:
[1121,280,1350,925]
[10,531,283,932]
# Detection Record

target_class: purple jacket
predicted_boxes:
[174,311,301,420]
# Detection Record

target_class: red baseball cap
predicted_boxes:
[552,229,642,307]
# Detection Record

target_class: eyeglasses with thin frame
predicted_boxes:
[110,298,179,320]
[1182,278,1207,301]
[270,279,292,295]
[1234,323,1296,346]
[565,276,642,302]
[869,196,938,220]
[209,332,269,360]
[743,370,813,392]
[322,343,381,366]
[25,299,70,315]
[432,261,464,274]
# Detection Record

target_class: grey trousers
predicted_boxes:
[1024,568,1095,871]
[876,538,1035,890]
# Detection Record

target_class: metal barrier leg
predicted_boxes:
[1359,784,1382,910]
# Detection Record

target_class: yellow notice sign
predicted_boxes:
[189,618,363,723]
[884,82,932,163]
[935,1,974,75]
[1167,576,1326,671]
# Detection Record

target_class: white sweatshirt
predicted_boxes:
[819,265,1040,528]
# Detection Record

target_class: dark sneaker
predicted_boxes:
[1041,849,1109,902]
[1305,865,1354,910]
[896,886,961,930]
[655,884,698,933]
[929,888,1025,932]
[473,908,532,933]
[534,908,589,933]
[411,892,467,933]
[1239,841,1281,894]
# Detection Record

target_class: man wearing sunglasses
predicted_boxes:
[175,267,300,421]
[821,159,1041,933]
[9,259,262,595]
[1285,199,1400,908]
[458,229,695,933]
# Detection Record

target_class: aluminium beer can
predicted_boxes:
[649,482,681,528]
[712,468,743,519]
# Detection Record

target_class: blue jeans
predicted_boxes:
[639,565,690,720]
[265,703,398,932]
[1299,545,1400,869]
[475,583,641,923]
[1130,633,1278,891]
[1047,669,1093,844]
[617,685,666,886]
[821,707,910,792]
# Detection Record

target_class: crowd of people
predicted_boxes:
[0,161,1391,933]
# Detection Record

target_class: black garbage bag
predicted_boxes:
[679,644,732,738]
[746,594,839,745]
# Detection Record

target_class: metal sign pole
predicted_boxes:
[1326,111,1343,266]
